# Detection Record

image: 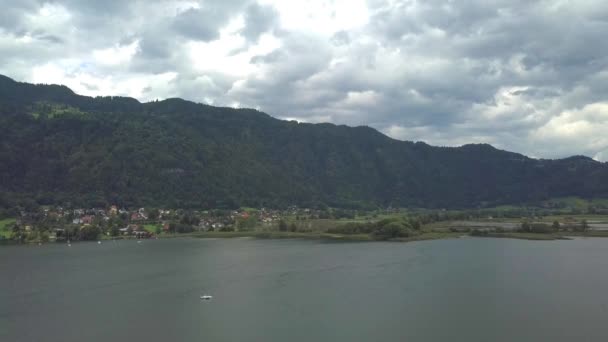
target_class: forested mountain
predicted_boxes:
[1,74,607,209]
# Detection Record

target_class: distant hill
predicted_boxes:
[1,75,607,209]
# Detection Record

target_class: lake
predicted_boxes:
[1,237,608,341]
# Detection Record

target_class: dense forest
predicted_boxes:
[1,74,608,210]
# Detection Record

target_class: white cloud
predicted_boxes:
[25,3,72,31]
[92,41,140,66]
[260,0,368,34]
[342,90,381,107]
[533,102,608,159]
[187,18,280,77]
[31,61,177,100]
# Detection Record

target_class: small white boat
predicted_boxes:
[200,295,213,300]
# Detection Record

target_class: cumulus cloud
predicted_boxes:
[240,2,278,42]
[1,0,607,160]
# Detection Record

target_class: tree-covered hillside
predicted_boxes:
[1,74,607,209]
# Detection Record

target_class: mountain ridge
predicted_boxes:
[0,74,596,161]
[1,75,607,209]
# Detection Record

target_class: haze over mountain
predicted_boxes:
[1,75,607,209]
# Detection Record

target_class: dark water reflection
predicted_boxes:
[1,237,607,341]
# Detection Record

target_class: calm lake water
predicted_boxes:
[2,237,608,342]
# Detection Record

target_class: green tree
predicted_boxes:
[180,213,196,225]
[149,208,160,220]
[175,223,193,233]
[530,223,552,234]
[520,220,531,233]
[581,219,589,232]
[168,222,177,233]
[410,218,421,230]
[278,220,288,232]
[39,230,50,242]
[372,221,410,240]
[80,225,101,241]
[236,216,258,231]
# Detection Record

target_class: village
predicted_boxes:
[2,205,364,242]
[4,201,605,244]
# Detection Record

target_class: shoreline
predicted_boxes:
[5,230,608,246]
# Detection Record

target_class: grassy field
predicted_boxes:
[0,218,16,239]
[143,224,160,234]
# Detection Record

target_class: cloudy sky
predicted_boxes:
[1,0,608,160]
